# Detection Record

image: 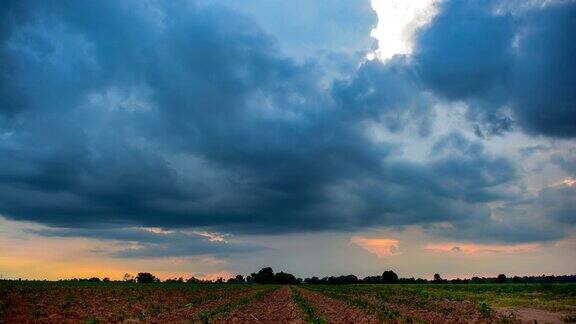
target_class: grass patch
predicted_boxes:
[290,286,326,324]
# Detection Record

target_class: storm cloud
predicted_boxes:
[414,0,576,137]
[0,0,574,250]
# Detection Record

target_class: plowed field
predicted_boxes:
[1,282,574,323]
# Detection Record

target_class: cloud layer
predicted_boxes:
[0,0,574,254]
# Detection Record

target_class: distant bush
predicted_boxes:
[247,267,300,284]
[433,273,448,283]
[248,267,275,284]
[123,273,134,283]
[274,272,298,284]
[136,272,158,284]
[227,275,245,283]
[496,274,507,283]
[382,271,399,284]
[304,276,321,284]
[186,276,201,283]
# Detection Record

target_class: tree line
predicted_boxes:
[52,268,576,285]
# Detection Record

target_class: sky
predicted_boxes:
[0,0,575,281]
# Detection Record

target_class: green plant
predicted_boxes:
[137,310,146,321]
[290,286,326,324]
[116,309,128,322]
[147,303,162,316]
[478,302,493,319]
[86,317,100,324]
[62,293,73,310]
[305,286,403,321]
[198,286,276,322]
[32,306,47,319]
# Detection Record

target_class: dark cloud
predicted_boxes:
[414,0,576,138]
[0,0,571,246]
[539,184,576,225]
[429,216,565,244]
[511,3,576,137]
[333,57,432,136]
[414,0,514,101]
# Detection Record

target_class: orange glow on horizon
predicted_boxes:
[424,242,541,254]
[350,236,401,257]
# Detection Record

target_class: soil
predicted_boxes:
[215,286,303,324]
[497,307,574,324]
[365,294,491,323]
[303,288,498,323]
[158,287,266,323]
[3,283,574,324]
[297,287,381,324]
[0,283,263,323]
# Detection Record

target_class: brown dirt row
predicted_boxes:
[497,307,572,324]
[369,295,491,323]
[214,286,304,324]
[0,285,265,323]
[156,286,268,323]
[297,287,380,324]
[304,287,497,323]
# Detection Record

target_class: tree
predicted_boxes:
[253,267,275,284]
[136,272,157,283]
[471,276,485,284]
[274,272,298,285]
[496,274,507,283]
[227,275,245,283]
[123,273,134,282]
[304,276,320,284]
[186,276,200,284]
[382,270,399,284]
[433,273,442,283]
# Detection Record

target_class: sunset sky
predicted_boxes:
[1,0,575,281]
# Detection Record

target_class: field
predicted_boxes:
[1,281,575,323]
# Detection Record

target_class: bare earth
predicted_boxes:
[0,284,264,323]
[215,286,303,324]
[158,287,266,323]
[360,292,493,323]
[498,307,571,324]
[2,283,575,323]
[297,287,381,324]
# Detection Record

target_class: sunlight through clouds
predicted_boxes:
[369,0,438,60]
